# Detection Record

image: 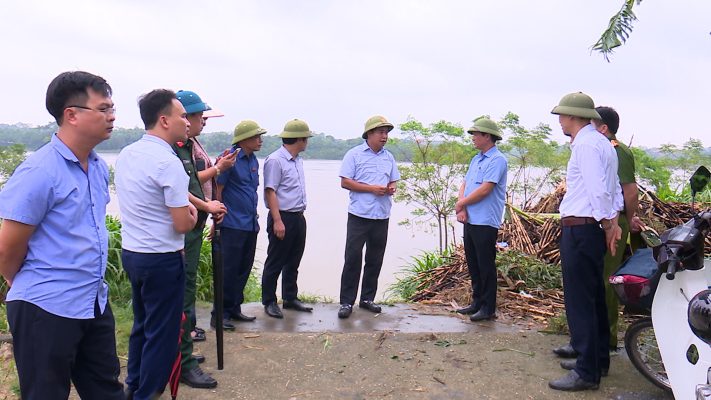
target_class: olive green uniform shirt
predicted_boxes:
[173,139,207,226]
[611,135,636,185]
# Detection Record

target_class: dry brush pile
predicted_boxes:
[410,184,710,326]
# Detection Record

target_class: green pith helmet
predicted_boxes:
[551,92,602,120]
[362,115,394,139]
[467,117,502,140]
[279,119,314,138]
[232,120,267,145]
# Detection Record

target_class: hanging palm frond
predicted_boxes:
[591,0,643,61]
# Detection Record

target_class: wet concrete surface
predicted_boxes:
[197,302,518,334]
[181,303,673,399]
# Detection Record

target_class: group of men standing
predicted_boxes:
[0,70,403,398]
[0,69,639,399]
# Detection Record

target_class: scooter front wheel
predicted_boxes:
[624,317,672,393]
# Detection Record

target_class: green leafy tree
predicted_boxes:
[395,118,473,252]
[496,112,568,209]
[593,0,642,60]
[630,147,671,195]
[659,138,711,201]
[0,143,26,188]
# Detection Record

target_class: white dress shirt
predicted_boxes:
[560,124,623,221]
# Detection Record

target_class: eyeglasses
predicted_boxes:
[67,105,117,115]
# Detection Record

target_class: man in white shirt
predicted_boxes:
[116,89,197,400]
[548,92,622,392]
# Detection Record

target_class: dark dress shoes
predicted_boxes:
[552,343,578,358]
[455,304,479,315]
[193,354,205,364]
[264,302,284,319]
[181,366,218,389]
[338,304,353,319]
[548,370,599,391]
[283,299,314,312]
[230,312,256,322]
[560,359,608,377]
[210,316,236,331]
[359,300,382,313]
[191,327,207,342]
[469,310,495,321]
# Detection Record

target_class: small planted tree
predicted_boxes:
[395,118,473,252]
[0,143,26,188]
[496,112,568,209]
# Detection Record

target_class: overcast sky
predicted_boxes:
[1,0,709,147]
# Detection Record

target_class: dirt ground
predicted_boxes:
[2,303,672,400]
[176,303,670,400]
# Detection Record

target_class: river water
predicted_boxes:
[101,153,454,300]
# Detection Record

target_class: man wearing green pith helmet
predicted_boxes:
[337,116,400,319]
[261,119,314,319]
[455,117,507,323]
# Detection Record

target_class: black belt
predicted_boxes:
[280,210,304,215]
[561,216,597,227]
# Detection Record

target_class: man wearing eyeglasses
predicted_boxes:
[0,71,124,399]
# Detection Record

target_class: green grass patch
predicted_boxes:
[297,294,334,304]
[388,247,456,301]
[496,250,562,291]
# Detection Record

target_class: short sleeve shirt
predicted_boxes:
[115,134,190,252]
[463,146,508,228]
[339,142,400,220]
[0,134,110,319]
[263,146,307,212]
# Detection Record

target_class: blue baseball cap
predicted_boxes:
[176,90,212,114]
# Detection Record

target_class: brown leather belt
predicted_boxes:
[561,216,598,227]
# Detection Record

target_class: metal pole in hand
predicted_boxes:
[211,225,224,370]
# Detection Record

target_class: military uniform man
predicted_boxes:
[261,119,313,318]
[173,90,233,389]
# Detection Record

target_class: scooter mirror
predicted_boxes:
[689,166,710,197]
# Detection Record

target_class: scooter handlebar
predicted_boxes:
[665,257,679,280]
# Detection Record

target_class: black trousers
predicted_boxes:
[339,213,389,305]
[219,227,258,317]
[262,211,307,305]
[463,223,499,315]
[561,223,610,383]
[7,299,124,400]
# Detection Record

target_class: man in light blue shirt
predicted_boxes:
[116,89,197,400]
[337,115,400,319]
[0,71,123,399]
[455,117,507,322]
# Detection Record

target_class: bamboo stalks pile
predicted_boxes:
[408,185,710,325]
[409,246,565,324]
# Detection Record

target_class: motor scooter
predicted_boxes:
[611,166,711,399]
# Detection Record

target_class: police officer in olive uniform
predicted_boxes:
[173,90,229,389]
[261,119,313,319]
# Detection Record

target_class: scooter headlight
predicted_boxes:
[688,290,711,345]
